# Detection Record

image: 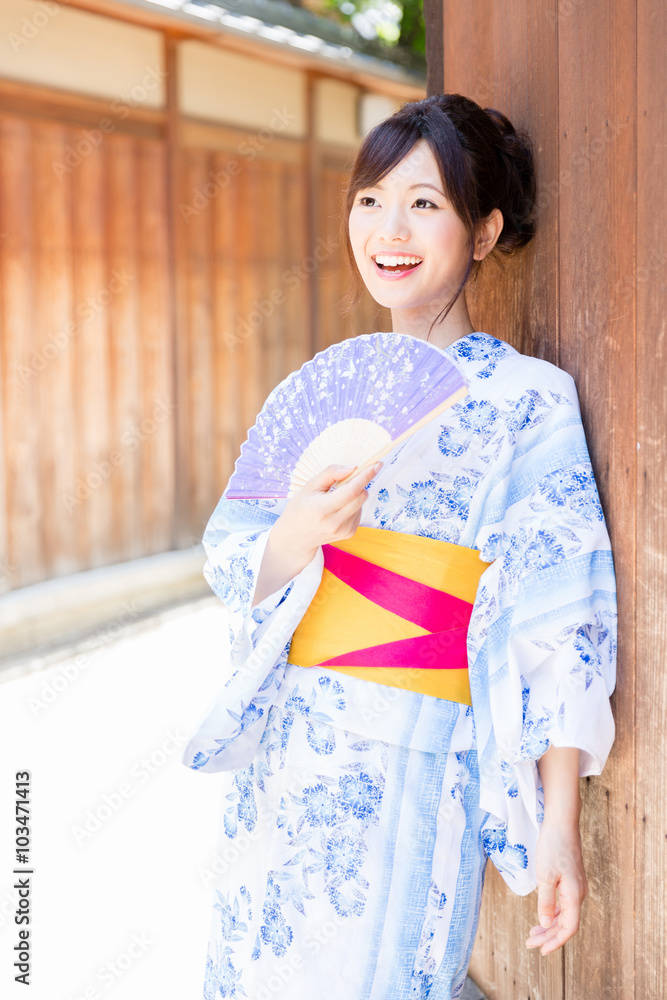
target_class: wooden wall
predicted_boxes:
[0,64,390,592]
[0,109,173,585]
[424,0,666,997]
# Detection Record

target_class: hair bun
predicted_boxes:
[483,106,536,252]
[484,106,516,142]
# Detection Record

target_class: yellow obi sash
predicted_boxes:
[286,525,492,705]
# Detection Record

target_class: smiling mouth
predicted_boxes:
[372,254,422,275]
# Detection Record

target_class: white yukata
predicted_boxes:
[183,332,617,1000]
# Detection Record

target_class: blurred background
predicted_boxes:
[1,0,665,998]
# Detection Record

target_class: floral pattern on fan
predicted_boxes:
[225,331,468,499]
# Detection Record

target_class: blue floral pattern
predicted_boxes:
[185,331,617,999]
[449,332,510,378]
[203,887,254,998]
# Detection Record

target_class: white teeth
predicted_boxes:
[373,254,423,267]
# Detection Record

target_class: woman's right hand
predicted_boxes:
[250,461,383,607]
[273,460,383,558]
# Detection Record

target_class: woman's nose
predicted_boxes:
[376,207,411,243]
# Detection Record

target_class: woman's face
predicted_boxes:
[348,138,471,315]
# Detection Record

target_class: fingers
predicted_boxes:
[536,878,557,929]
[304,463,359,493]
[336,460,382,488]
[323,461,383,498]
[527,879,584,955]
[526,913,579,955]
[526,902,561,948]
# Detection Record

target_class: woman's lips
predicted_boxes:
[372,259,423,281]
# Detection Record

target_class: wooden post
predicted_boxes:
[164,32,190,550]
[425,1,666,997]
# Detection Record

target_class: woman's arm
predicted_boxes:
[526,745,588,955]
[250,461,381,608]
[251,524,316,607]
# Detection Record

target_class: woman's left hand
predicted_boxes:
[525,817,588,955]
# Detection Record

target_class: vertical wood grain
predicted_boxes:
[182,148,214,535]
[261,160,284,395]
[431,0,641,997]
[0,110,172,585]
[635,0,667,996]
[437,15,563,999]
[210,151,241,521]
[0,115,40,588]
[557,2,636,994]
[284,153,311,377]
[137,138,173,554]
[424,0,444,99]
[71,124,111,567]
[165,33,188,550]
[107,133,142,561]
[33,120,78,578]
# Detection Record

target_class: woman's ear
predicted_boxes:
[473,208,504,261]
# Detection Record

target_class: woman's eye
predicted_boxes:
[358,196,376,207]
[414,198,436,209]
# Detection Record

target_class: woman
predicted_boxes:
[184,94,617,999]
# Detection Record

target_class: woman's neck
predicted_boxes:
[390,298,476,350]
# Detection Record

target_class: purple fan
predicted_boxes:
[225,331,468,499]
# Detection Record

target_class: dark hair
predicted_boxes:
[340,93,536,341]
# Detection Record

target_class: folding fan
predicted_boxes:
[224,331,468,499]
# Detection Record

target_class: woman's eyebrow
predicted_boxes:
[408,181,445,198]
[372,181,446,196]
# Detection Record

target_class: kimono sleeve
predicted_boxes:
[467,372,617,895]
[181,493,324,774]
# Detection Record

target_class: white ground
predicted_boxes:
[0,596,232,1000]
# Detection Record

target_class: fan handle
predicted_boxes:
[331,384,468,490]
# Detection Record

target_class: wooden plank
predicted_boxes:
[137,137,173,553]
[70,117,112,568]
[261,159,285,394]
[557,0,636,994]
[315,161,342,353]
[165,33,190,549]
[210,151,242,501]
[33,119,79,578]
[435,2,559,999]
[424,0,444,97]
[635,0,667,996]
[0,114,41,588]
[306,74,319,360]
[284,152,311,377]
[236,158,263,437]
[181,147,214,535]
[106,132,142,560]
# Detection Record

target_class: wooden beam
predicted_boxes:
[181,117,304,162]
[0,76,164,135]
